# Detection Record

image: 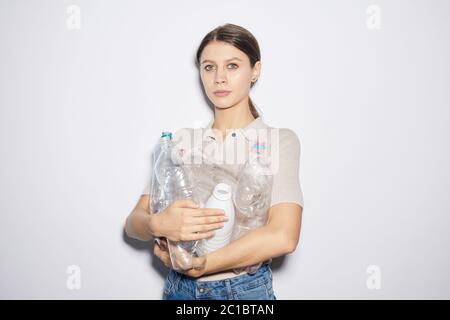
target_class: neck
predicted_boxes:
[212,97,256,132]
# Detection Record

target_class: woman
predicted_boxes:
[125,23,304,300]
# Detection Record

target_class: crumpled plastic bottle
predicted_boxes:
[232,141,273,274]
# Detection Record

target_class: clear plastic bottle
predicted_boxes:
[150,131,204,270]
[233,142,272,220]
[232,141,273,274]
[150,132,174,215]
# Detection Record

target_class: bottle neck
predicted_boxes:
[160,136,172,148]
[249,142,271,169]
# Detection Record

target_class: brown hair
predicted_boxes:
[196,23,261,119]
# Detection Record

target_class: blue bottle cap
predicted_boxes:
[161,132,173,139]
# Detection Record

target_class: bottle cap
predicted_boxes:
[212,183,232,201]
[161,132,173,139]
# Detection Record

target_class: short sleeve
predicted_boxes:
[269,128,304,208]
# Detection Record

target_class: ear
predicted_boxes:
[252,61,261,80]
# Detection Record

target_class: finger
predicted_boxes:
[181,214,227,228]
[160,253,171,268]
[154,245,170,265]
[192,256,206,270]
[160,255,170,268]
[154,244,161,256]
[154,243,165,254]
[183,208,226,218]
[160,251,170,261]
[182,231,216,241]
[189,214,229,225]
[160,238,168,249]
[185,222,225,234]
[172,199,200,209]
[154,242,168,256]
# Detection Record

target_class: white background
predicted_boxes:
[1,0,449,299]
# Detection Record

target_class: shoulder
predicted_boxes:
[267,126,301,151]
[279,128,300,144]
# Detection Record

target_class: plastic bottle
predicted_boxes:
[233,142,272,220]
[150,131,203,270]
[150,132,174,215]
[200,183,235,254]
[232,141,273,274]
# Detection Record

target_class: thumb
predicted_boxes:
[173,198,199,209]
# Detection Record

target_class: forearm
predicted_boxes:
[125,207,160,242]
[203,224,292,275]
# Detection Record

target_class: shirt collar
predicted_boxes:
[204,116,268,142]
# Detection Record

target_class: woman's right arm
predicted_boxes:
[125,195,228,242]
[125,194,158,242]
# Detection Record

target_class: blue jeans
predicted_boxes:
[162,263,277,300]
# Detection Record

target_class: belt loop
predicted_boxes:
[225,279,233,300]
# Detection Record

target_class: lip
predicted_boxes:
[213,90,231,97]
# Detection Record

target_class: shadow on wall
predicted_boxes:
[122,229,169,299]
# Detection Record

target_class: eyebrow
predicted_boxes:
[201,57,243,64]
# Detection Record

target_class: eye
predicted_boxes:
[203,63,238,71]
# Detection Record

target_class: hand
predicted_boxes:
[154,238,207,278]
[155,199,228,242]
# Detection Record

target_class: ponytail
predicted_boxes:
[249,97,260,119]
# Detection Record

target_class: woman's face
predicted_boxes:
[199,41,260,109]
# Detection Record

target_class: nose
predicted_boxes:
[215,78,226,84]
[214,68,227,85]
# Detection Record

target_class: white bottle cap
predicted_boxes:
[212,183,232,201]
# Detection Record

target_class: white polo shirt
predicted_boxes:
[141,116,304,281]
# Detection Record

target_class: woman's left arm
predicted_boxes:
[153,202,302,277]
[200,202,303,276]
